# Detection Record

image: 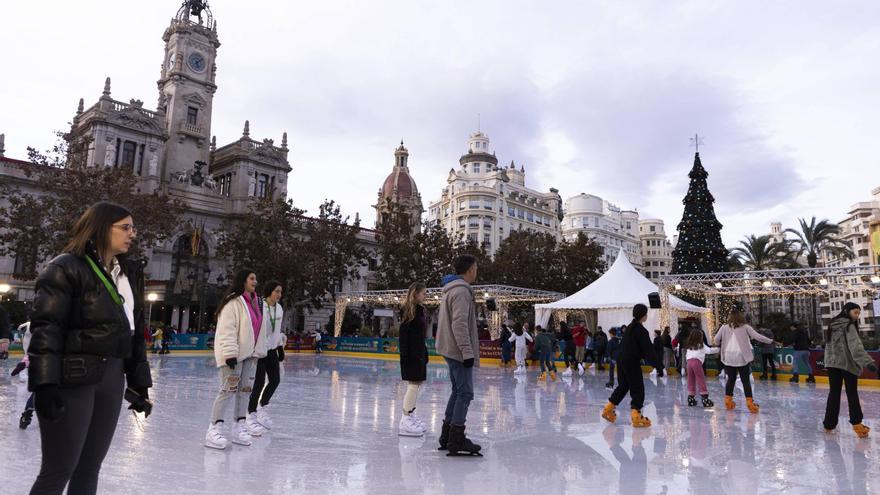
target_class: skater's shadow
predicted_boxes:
[824,436,870,495]
[603,425,651,495]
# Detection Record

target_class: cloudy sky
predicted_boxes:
[2,0,878,246]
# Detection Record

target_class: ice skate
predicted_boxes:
[438,420,451,450]
[19,407,34,430]
[631,409,652,428]
[255,404,273,429]
[701,395,714,408]
[789,374,799,383]
[245,414,266,437]
[232,419,253,446]
[399,414,425,437]
[205,422,229,450]
[853,423,870,438]
[409,410,428,432]
[806,375,816,383]
[578,363,585,375]
[601,402,617,423]
[605,381,614,389]
[550,370,557,381]
[746,397,760,414]
[446,424,482,457]
[562,367,572,377]
[687,395,697,407]
[539,371,547,381]
[724,395,736,410]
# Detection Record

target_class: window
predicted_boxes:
[473,163,480,173]
[468,233,478,243]
[594,217,599,227]
[858,249,869,257]
[187,106,198,125]
[469,199,480,209]
[368,258,378,271]
[526,211,533,221]
[483,233,491,245]
[626,222,631,229]
[650,226,656,232]
[483,218,492,229]
[257,174,270,198]
[469,217,479,228]
[659,261,665,266]
[517,209,524,219]
[121,141,137,167]
[508,206,516,216]
[459,200,467,211]
[484,199,494,210]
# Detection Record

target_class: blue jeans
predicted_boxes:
[793,350,811,375]
[539,348,556,372]
[444,357,474,426]
[501,341,512,363]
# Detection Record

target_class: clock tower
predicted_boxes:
[157,0,220,180]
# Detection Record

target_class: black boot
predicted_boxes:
[687,395,697,407]
[770,373,777,381]
[701,395,714,408]
[438,420,451,451]
[759,373,768,380]
[806,375,816,383]
[446,424,482,456]
[19,408,34,430]
[790,374,799,383]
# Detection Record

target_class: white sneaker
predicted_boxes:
[578,363,585,375]
[256,405,273,430]
[409,412,428,432]
[246,414,266,437]
[515,365,525,375]
[232,419,253,446]
[398,415,425,437]
[205,422,229,450]
[562,367,572,377]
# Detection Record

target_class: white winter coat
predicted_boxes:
[214,295,269,367]
[263,302,285,349]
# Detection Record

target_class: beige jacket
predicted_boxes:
[214,295,269,367]
[435,278,480,364]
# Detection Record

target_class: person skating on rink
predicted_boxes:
[436,255,482,456]
[594,326,608,370]
[822,302,878,438]
[205,269,269,450]
[572,321,587,374]
[757,325,777,381]
[605,328,621,389]
[789,323,815,383]
[713,307,775,413]
[10,322,35,429]
[246,280,285,435]
[509,325,533,375]
[558,322,576,376]
[535,325,558,381]
[684,329,719,408]
[397,282,430,437]
[499,323,513,368]
[601,304,661,427]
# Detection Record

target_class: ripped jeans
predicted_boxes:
[210,357,257,424]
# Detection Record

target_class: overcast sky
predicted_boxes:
[2,0,879,246]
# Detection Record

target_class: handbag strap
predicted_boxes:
[84,255,124,307]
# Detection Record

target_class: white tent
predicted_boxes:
[534,250,709,335]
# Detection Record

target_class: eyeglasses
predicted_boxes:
[113,224,138,236]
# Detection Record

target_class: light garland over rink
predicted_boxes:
[657,265,880,338]
[333,285,565,338]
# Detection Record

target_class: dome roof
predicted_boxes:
[381,167,419,201]
[565,193,603,214]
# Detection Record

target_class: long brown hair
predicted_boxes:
[64,201,132,267]
[727,309,746,328]
[685,329,704,350]
[215,268,256,320]
[401,281,426,324]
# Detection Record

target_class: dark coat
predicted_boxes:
[652,336,664,359]
[793,330,811,351]
[399,305,428,382]
[27,252,151,391]
[618,320,661,368]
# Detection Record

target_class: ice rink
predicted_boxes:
[2,354,879,494]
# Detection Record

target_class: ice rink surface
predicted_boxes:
[2,354,879,494]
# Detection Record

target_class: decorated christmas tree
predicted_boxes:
[671,152,728,274]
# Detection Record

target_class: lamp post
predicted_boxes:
[147,293,158,332]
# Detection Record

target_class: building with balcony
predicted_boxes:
[639,219,672,281]
[561,193,643,271]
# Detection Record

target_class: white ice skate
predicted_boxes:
[399,414,425,437]
[562,367,573,377]
[246,414,266,437]
[514,365,526,375]
[255,405,273,430]
[232,419,253,446]
[409,411,428,432]
[205,422,229,450]
[578,363,585,375]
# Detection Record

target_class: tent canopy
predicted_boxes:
[535,250,707,328]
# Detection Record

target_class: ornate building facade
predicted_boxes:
[638,219,673,281]
[427,131,563,254]
[374,142,423,233]
[561,193,643,271]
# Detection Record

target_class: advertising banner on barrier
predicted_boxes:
[170,333,210,350]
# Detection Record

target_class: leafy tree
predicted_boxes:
[0,132,185,280]
[557,232,605,296]
[730,234,796,324]
[487,230,560,290]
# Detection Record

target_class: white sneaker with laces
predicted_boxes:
[256,405,273,430]
[409,412,428,432]
[398,415,425,437]
[205,422,229,450]
[246,414,266,437]
[233,419,253,446]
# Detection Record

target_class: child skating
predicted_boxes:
[602,305,661,427]
[534,325,558,381]
[713,307,775,413]
[509,326,533,374]
[605,328,621,389]
[684,328,719,408]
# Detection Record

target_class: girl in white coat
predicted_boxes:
[509,327,533,374]
[205,269,269,450]
[247,281,284,434]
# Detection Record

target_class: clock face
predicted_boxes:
[188,52,206,73]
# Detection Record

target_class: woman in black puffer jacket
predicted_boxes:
[398,282,429,437]
[28,202,152,495]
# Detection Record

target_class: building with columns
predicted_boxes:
[427,131,562,254]
[0,0,376,334]
[638,219,673,281]
[561,193,643,271]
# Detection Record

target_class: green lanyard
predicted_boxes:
[268,304,278,332]
[85,255,124,307]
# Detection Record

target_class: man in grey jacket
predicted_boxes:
[435,254,482,456]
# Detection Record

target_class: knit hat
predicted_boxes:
[633,304,648,320]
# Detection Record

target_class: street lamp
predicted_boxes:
[147,292,158,331]
[0,283,10,294]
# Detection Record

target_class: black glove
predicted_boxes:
[11,361,27,376]
[225,357,237,369]
[127,387,153,418]
[276,346,285,362]
[866,363,878,373]
[463,358,474,368]
[34,385,65,421]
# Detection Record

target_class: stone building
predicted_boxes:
[561,193,643,271]
[638,219,673,281]
[427,131,562,254]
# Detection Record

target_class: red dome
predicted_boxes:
[381,168,418,200]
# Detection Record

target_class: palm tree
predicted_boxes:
[730,235,792,325]
[784,217,853,336]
